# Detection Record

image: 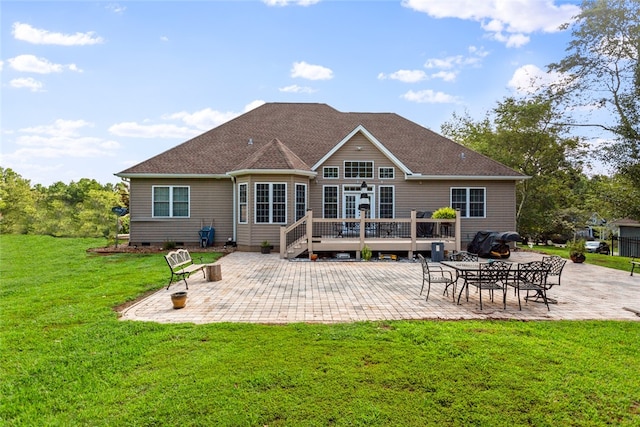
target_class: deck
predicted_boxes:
[280,210,461,259]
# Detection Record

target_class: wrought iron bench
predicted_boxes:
[164,249,206,290]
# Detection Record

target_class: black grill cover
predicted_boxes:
[467,230,520,259]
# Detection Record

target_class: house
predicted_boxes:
[612,218,640,257]
[116,103,526,258]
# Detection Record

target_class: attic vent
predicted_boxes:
[460,152,465,160]
[248,138,253,145]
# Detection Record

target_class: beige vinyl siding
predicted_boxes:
[129,178,233,246]
[235,174,311,250]
[308,131,517,245]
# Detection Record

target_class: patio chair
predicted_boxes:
[459,260,511,310]
[510,261,552,311]
[417,254,456,301]
[527,255,566,304]
[449,251,478,262]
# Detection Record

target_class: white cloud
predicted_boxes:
[508,64,568,94]
[279,84,317,93]
[160,36,169,42]
[106,3,127,14]
[402,89,462,104]
[10,77,44,92]
[8,54,82,74]
[263,0,320,6]
[12,22,104,46]
[109,101,266,139]
[431,70,457,82]
[402,0,579,47]
[0,60,3,71]
[378,69,427,83]
[291,61,333,80]
[4,119,120,160]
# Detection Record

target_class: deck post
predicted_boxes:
[357,210,366,260]
[280,225,286,258]
[410,210,417,259]
[306,209,314,258]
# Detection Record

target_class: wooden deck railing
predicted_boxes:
[280,209,461,259]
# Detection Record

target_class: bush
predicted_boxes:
[432,207,457,219]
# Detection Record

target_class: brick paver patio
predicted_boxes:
[119,251,640,324]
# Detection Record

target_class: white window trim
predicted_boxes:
[450,187,486,219]
[238,183,248,224]
[322,185,339,218]
[152,185,190,218]
[254,182,287,224]
[295,183,307,221]
[378,167,395,180]
[378,185,395,218]
[323,166,339,179]
[343,160,374,179]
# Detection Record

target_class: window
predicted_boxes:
[295,184,307,221]
[323,166,339,179]
[153,186,189,217]
[379,186,394,218]
[238,183,247,223]
[323,186,338,218]
[379,167,395,179]
[255,183,286,224]
[344,161,373,179]
[451,188,485,218]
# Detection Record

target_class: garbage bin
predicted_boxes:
[431,242,444,262]
[199,226,215,247]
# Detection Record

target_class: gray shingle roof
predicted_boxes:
[117,102,523,178]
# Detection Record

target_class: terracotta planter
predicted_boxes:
[570,253,586,263]
[171,291,188,309]
[310,254,318,261]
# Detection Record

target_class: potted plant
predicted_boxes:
[567,238,586,263]
[260,240,272,254]
[361,245,372,261]
[431,207,457,219]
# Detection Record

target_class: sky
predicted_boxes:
[1,0,586,186]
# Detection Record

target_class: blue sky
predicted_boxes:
[1,0,583,186]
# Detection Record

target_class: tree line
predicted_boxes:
[0,167,129,238]
[1,1,638,243]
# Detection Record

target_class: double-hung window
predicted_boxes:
[153,186,189,217]
[451,188,485,218]
[238,183,248,223]
[255,183,286,224]
[378,186,394,218]
[295,184,307,221]
[323,186,338,218]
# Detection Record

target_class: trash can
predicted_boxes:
[199,226,215,247]
[431,242,444,262]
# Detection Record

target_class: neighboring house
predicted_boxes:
[116,103,526,256]
[612,218,640,257]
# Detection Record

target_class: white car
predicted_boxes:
[585,241,602,253]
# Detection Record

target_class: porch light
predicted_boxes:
[358,181,370,211]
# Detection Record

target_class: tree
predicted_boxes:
[548,0,640,187]
[0,168,37,234]
[442,97,586,240]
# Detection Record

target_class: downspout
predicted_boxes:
[231,175,237,243]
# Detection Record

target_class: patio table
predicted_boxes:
[441,260,513,309]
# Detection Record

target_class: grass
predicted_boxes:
[518,243,635,272]
[1,235,639,426]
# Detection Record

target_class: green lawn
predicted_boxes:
[517,243,635,272]
[1,235,639,426]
